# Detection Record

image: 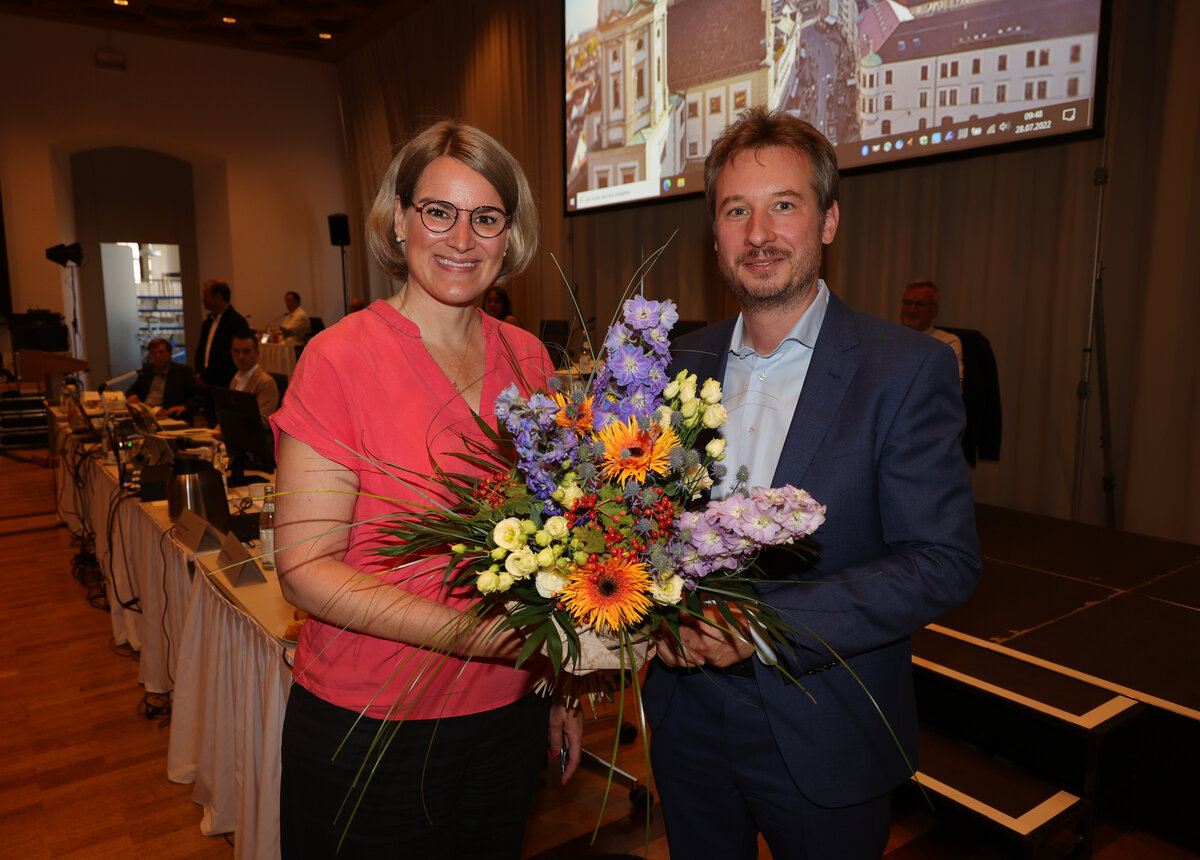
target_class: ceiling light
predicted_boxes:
[222,16,236,23]
[113,0,129,6]
[318,32,332,40]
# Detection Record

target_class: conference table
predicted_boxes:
[258,340,298,379]
[56,436,294,860]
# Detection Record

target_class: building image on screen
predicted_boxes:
[564,0,1104,214]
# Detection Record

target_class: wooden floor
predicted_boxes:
[1,446,1195,859]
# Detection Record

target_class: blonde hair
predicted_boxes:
[366,120,538,284]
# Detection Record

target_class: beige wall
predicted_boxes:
[0,13,348,369]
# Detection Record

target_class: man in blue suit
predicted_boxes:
[643,107,981,859]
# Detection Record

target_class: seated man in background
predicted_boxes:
[277,290,311,342]
[125,337,196,418]
[901,278,963,385]
[229,329,280,421]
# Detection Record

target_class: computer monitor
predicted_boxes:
[126,400,162,434]
[212,386,275,487]
[539,319,572,369]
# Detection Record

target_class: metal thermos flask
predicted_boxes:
[167,453,224,522]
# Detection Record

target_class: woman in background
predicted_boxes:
[272,119,582,858]
[482,284,522,327]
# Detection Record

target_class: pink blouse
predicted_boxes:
[271,299,554,719]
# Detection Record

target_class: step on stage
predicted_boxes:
[910,504,1200,858]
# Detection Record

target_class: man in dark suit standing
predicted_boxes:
[643,107,981,859]
[189,278,248,421]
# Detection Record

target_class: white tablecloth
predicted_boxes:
[56,436,294,860]
[258,341,298,379]
[56,440,140,649]
[168,554,293,860]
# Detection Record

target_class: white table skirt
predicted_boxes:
[127,500,194,693]
[258,341,297,379]
[168,560,292,860]
[57,437,292,859]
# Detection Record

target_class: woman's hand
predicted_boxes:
[451,606,526,662]
[548,701,584,784]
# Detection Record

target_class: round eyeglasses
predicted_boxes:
[406,198,512,239]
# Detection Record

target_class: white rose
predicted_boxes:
[650,574,684,605]
[705,437,727,460]
[701,403,729,429]
[560,484,584,509]
[496,571,515,592]
[700,378,722,404]
[504,547,539,579]
[680,376,697,403]
[535,568,567,599]
[492,517,523,551]
[545,516,570,541]
[536,547,556,568]
[476,571,499,594]
[684,464,714,500]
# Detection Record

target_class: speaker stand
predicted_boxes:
[339,245,349,315]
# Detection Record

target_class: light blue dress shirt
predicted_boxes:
[712,280,830,500]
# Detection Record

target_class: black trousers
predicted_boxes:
[280,683,551,859]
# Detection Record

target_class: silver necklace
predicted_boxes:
[371,300,478,391]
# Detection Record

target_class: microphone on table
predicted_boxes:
[99,368,141,394]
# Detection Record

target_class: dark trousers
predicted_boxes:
[280,683,550,859]
[650,671,891,860]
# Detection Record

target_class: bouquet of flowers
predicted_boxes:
[372,291,826,699]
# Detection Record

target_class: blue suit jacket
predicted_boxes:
[643,291,981,807]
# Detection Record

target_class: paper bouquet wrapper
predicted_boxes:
[537,614,652,704]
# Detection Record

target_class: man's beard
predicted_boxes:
[719,241,822,315]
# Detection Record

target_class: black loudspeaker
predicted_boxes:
[11,310,70,351]
[328,213,351,247]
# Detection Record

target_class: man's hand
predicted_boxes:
[655,604,754,669]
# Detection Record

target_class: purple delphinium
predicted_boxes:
[495,385,576,505]
[593,297,678,428]
[623,295,662,331]
[608,343,656,388]
[670,484,824,580]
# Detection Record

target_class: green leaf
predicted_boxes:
[515,624,548,669]
[543,621,563,672]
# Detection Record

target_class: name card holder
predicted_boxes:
[175,508,223,554]
[218,532,266,585]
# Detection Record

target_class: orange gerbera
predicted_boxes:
[554,391,594,433]
[560,556,653,633]
[596,418,680,484]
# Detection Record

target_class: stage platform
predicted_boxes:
[932,504,1200,721]
[909,504,1200,856]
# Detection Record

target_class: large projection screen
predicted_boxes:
[565,0,1106,214]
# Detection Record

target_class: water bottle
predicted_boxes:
[259,485,276,570]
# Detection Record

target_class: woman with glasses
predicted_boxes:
[271,120,583,858]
